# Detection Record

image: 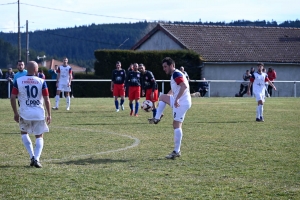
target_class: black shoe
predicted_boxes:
[165,151,181,159]
[260,116,264,122]
[256,118,261,122]
[34,160,42,168]
[30,157,35,167]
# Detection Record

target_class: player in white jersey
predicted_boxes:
[148,57,192,159]
[247,62,276,122]
[52,57,73,110]
[10,61,51,168]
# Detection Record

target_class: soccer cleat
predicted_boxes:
[148,118,160,124]
[165,151,181,159]
[66,107,70,111]
[130,110,133,116]
[116,109,119,112]
[121,105,124,111]
[260,116,264,122]
[256,118,261,122]
[34,160,42,168]
[52,107,58,110]
[30,156,35,167]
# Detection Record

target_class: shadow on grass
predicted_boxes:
[54,158,130,165]
[73,122,146,126]
[194,121,250,123]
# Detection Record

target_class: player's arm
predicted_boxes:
[68,69,72,86]
[266,77,276,90]
[10,82,19,122]
[44,95,51,124]
[174,81,188,108]
[56,72,60,87]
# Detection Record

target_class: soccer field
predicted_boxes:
[0,97,299,199]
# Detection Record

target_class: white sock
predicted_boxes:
[155,101,166,119]
[259,105,263,117]
[34,138,44,161]
[256,106,260,118]
[174,128,183,153]
[66,96,70,108]
[21,134,34,158]
[55,95,60,108]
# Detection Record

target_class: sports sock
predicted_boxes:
[174,128,183,153]
[259,104,263,117]
[115,100,119,109]
[21,134,34,158]
[120,99,124,106]
[152,108,157,118]
[66,96,70,108]
[256,106,260,118]
[135,102,139,114]
[155,101,166,119]
[129,103,133,111]
[34,138,44,161]
[55,95,60,108]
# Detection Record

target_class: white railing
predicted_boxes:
[1,79,299,98]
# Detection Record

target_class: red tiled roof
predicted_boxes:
[132,23,300,63]
[41,59,86,72]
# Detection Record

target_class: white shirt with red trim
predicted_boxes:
[57,65,72,85]
[12,75,49,120]
[170,69,191,106]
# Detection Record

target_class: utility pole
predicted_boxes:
[18,0,21,60]
[26,20,29,64]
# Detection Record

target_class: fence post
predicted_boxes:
[294,81,297,98]
[8,81,11,99]
[162,81,164,94]
[208,81,211,97]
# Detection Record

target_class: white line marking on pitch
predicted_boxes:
[43,126,140,162]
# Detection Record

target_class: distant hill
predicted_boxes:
[0,20,299,68]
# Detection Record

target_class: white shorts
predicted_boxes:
[57,84,71,92]
[19,117,49,135]
[254,91,265,102]
[170,96,191,122]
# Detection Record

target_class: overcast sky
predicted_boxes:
[0,0,299,33]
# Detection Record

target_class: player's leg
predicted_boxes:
[255,92,265,121]
[32,120,49,168]
[113,84,120,111]
[128,87,134,115]
[64,85,71,110]
[19,118,35,165]
[134,87,141,116]
[149,94,170,124]
[120,84,125,111]
[53,86,62,109]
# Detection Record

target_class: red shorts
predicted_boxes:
[128,86,141,100]
[145,88,158,102]
[113,84,125,97]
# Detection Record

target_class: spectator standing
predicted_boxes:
[38,68,45,79]
[48,65,58,97]
[111,61,126,112]
[198,78,209,97]
[249,67,255,96]
[148,57,192,159]
[5,68,15,95]
[247,63,276,122]
[179,66,190,81]
[267,67,277,97]
[126,63,141,116]
[10,61,51,168]
[13,60,27,83]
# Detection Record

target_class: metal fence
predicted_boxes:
[1,79,299,98]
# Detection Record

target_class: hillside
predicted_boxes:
[0,20,299,69]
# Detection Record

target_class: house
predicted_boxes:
[132,23,300,97]
[41,59,86,73]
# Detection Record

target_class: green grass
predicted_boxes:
[0,97,299,199]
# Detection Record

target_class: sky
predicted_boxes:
[0,0,299,33]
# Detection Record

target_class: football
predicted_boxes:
[141,100,153,112]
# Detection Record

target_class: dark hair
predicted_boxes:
[162,57,175,66]
[257,62,264,67]
[16,60,24,64]
[116,61,121,65]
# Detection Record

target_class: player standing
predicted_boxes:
[52,57,73,111]
[247,63,276,122]
[138,63,159,118]
[10,61,51,168]
[111,61,126,112]
[126,63,141,116]
[148,57,192,159]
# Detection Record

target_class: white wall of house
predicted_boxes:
[203,63,300,97]
[136,31,182,50]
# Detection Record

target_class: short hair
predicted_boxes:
[162,57,175,66]
[116,61,121,65]
[38,68,42,72]
[257,62,264,67]
[16,60,24,64]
